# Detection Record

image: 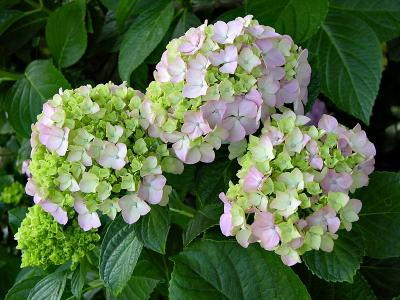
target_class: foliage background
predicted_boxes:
[0,0,400,299]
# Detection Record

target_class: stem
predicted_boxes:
[169,207,194,218]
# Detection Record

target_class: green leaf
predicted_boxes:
[0,10,23,36]
[115,0,137,29]
[247,0,329,42]
[0,174,13,192]
[134,205,170,254]
[71,261,87,299]
[45,0,87,68]
[28,271,67,300]
[216,7,246,22]
[118,0,174,82]
[7,59,71,137]
[5,276,45,300]
[107,276,159,300]
[303,229,364,283]
[8,207,28,234]
[330,0,400,42]
[353,172,400,258]
[0,12,46,56]
[361,258,400,299]
[195,158,238,207]
[165,165,196,200]
[304,272,376,300]
[183,203,222,246]
[0,69,22,83]
[169,240,310,300]
[168,190,196,229]
[172,11,201,39]
[100,214,143,295]
[310,11,382,124]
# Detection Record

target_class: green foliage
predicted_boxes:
[7,60,71,137]
[303,228,365,283]
[309,11,382,124]
[248,0,329,42]
[118,1,175,82]
[353,172,400,258]
[0,1,399,299]
[100,215,143,295]
[27,271,67,300]
[169,240,311,299]
[134,205,171,254]
[45,0,87,68]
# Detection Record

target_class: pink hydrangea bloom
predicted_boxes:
[138,174,167,204]
[219,192,233,237]
[306,206,340,234]
[38,125,69,156]
[74,197,101,231]
[222,98,259,142]
[321,169,353,193]
[119,194,151,224]
[181,111,212,139]
[252,212,280,250]
[212,20,243,44]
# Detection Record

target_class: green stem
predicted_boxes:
[169,207,194,218]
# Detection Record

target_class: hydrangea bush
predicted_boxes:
[24,82,182,230]
[219,109,375,265]
[1,0,399,299]
[144,15,310,164]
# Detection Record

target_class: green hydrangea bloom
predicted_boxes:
[15,205,100,269]
[0,181,24,205]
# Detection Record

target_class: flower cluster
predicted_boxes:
[219,109,375,266]
[15,205,100,269]
[25,82,182,230]
[0,181,24,205]
[143,15,311,164]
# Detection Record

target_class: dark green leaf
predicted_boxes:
[330,0,400,42]
[45,0,87,68]
[165,165,196,200]
[0,10,24,36]
[168,190,196,229]
[0,69,22,83]
[7,59,71,137]
[353,172,400,258]
[303,229,364,283]
[5,276,45,300]
[115,0,137,29]
[8,207,28,234]
[183,203,221,246]
[195,158,238,207]
[71,262,87,299]
[304,271,376,300]
[28,271,67,300]
[216,7,246,22]
[361,258,400,299]
[247,0,329,42]
[107,276,159,300]
[172,11,201,39]
[169,240,310,299]
[100,215,143,295]
[118,0,174,82]
[0,174,13,192]
[309,11,382,124]
[0,12,46,56]
[134,205,170,254]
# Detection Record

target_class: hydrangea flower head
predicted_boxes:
[15,205,100,269]
[25,82,182,229]
[220,108,375,266]
[145,15,311,164]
